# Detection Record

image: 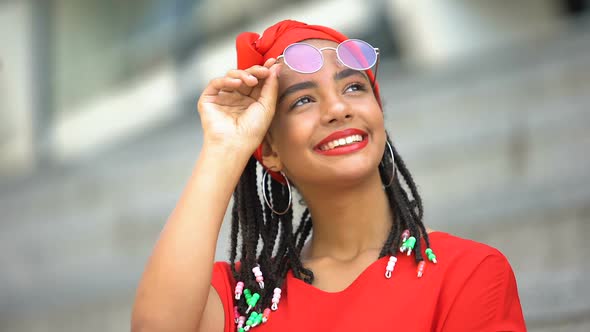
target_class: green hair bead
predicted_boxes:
[400,236,417,255]
[247,293,260,307]
[246,312,257,326]
[405,236,417,249]
[246,311,263,327]
[254,312,263,325]
[244,289,252,301]
[425,248,437,263]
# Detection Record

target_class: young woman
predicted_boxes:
[131,20,527,332]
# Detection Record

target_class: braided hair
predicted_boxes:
[229,133,431,319]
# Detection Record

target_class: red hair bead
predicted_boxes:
[417,261,426,278]
[262,308,271,323]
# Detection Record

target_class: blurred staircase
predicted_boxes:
[1,23,589,332]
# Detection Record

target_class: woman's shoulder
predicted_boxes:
[429,231,513,272]
[427,232,526,329]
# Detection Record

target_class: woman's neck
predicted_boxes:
[298,170,393,262]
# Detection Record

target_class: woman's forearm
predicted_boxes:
[131,143,250,331]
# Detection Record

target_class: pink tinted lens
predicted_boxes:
[283,43,323,73]
[337,40,377,70]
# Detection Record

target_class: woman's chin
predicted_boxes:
[303,166,381,188]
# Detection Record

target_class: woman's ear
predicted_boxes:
[261,135,283,172]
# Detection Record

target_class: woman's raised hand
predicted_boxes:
[197,58,280,152]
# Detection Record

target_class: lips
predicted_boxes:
[314,128,369,156]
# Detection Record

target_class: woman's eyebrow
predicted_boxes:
[333,68,369,82]
[278,81,317,105]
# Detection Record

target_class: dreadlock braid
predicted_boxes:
[295,211,313,254]
[228,132,434,323]
[229,191,240,277]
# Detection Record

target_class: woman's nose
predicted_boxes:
[320,93,353,125]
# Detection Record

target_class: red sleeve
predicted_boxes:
[211,261,235,332]
[441,253,527,332]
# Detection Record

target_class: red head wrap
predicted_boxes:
[236,20,381,184]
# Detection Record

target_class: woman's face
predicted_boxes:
[266,39,386,188]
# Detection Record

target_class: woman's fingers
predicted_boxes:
[264,58,277,68]
[226,69,257,85]
[245,59,279,100]
[225,69,259,95]
[201,60,279,101]
[201,77,238,97]
[202,76,250,99]
[218,65,269,94]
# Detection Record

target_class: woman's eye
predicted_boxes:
[345,83,366,93]
[292,96,312,109]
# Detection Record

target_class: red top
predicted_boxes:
[211,232,527,331]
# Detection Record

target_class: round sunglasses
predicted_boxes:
[277,39,380,75]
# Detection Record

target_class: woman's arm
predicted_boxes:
[131,59,280,332]
[131,145,250,332]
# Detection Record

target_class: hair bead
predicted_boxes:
[417,261,426,278]
[425,248,437,263]
[400,236,417,256]
[252,265,265,289]
[271,287,282,311]
[234,306,240,324]
[245,311,262,329]
[246,292,261,313]
[401,229,410,242]
[262,308,271,323]
[385,255,398,279]
[235,281,244,300]
[237,315,246,329]
[245,312,253,330]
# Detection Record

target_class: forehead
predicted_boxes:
[298,38,339,48]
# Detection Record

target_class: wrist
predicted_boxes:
[202,140,256,161]
[191,144,252,198]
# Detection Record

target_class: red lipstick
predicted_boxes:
[314,128,369,156]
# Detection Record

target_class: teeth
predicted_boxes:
[319,134,364,151]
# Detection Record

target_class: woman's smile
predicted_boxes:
[314,128,369,156]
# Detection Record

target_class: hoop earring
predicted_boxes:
[261,169,292,215]
[383,140,396,188]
